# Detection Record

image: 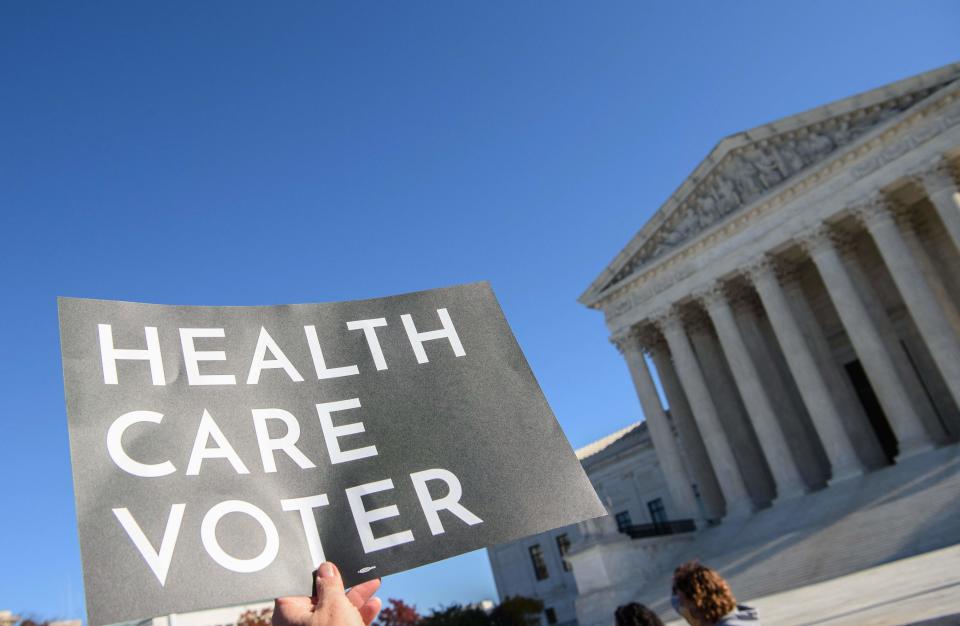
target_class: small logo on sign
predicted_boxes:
[358,566,377,574]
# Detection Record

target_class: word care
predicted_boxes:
[59,283,605,626]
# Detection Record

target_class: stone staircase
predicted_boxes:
[627,443,960,618]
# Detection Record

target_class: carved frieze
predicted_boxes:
[603,262,695,324]
[598,79,960,336]
[604,84,946,291]
[852,105,960,179]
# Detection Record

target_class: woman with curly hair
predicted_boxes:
[614,602,665,626]
[670,561,760,625]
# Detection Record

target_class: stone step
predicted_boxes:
[618,443,960,623]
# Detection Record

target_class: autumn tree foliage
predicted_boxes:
[419,605,487,626]
[15,614,68,626]
[376,598,421,626]
[490,597,543,626]
[238,590,540,626]
[17,617,55,626]
[417,596,543,626]
[238,607,273,626]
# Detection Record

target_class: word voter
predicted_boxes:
[114,467,482,585]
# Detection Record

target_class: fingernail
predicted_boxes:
[320,562,335,578]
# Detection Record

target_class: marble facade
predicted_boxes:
[580,62,960,521]
[491,63,960,626]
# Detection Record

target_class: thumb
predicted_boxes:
[315,561,346,605]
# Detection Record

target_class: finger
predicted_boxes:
[275,596,313,610]
[359,596,382,626]
[346,578,382,610]
[314,561,346,606]
[274,596,313,625]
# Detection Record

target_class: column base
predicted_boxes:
[775,476,808,501]
[895,441,936,463]
[722,500,755,521]
[769,485,807,507]
[827,466,865,486]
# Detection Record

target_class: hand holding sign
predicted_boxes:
[58,283,605,625]
[274,563,382,626]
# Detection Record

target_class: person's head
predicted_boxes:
[670,561,737,626]
[614,603,664,626]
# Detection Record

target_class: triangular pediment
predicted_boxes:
[581,62,960,308]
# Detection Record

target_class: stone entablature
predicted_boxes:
[580,63,960,321]
[608,87,938,283]
[601,96,960,337]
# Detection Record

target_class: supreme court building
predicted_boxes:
[489,62,960,626]
[580,62,960,521]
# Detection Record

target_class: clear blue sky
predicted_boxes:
[1,1,957,621]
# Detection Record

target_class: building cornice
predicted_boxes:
[580,62,960,311]
[587,76,960,325]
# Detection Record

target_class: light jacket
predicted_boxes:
[715,604,760,625]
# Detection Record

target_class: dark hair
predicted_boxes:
[615,603,665,626]
[672,561,737,624]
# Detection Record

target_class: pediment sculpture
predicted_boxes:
[604,85,946,291]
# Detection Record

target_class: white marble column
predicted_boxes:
[616,330,701,523]
[747,257,865,483]
[657,309,753,518]
[649,344,725,520]
[801,224,934,459]
[911,157,960,254]
[853,194,960,414]
[700,286,807,500]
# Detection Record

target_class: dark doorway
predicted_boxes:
[845,360,898,464]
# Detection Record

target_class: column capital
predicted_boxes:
[650,306,684,335]
[909,155,958,194]
[797,223,857,257]
[743,255,778,284]
[796,223,836,256]
[610,327,640,355]
[726,280,762,315]
[618,319,669,356]
[907,155,960,254]
[749,254,803,286]
[683,305,714,334]
[640,326,669,356]
[848,192,900,229]
[694,283,729,312]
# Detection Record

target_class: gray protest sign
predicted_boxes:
[58,282,605,626]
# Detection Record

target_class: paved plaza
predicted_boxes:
[663,544,960,626]
[643,443,960,626]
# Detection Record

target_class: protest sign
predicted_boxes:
[58,282,605,626]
